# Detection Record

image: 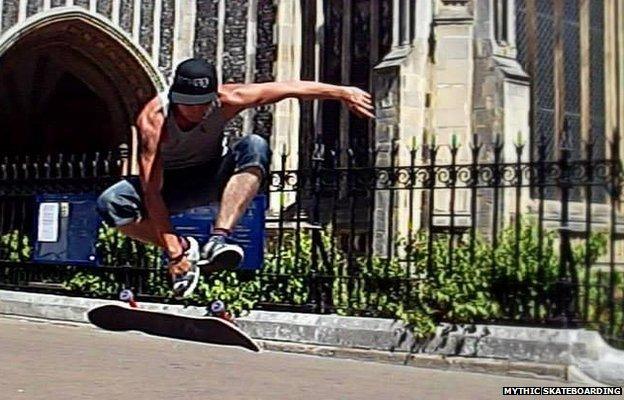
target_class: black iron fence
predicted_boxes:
[1,128,623,347]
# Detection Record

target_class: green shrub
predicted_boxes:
[331,231,498,338]
[189,271,261,317]
[96,225,165,269]
[66,224,261,316]
[65,271,121,297]
[61,219,609,339]
[261,231,314,305]
[0,230,31,261]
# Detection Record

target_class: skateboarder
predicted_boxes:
[96,58,374,298]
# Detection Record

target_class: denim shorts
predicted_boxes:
[96,134,270,227]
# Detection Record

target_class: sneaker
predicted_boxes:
[171,236,201,298]
[198,235,244,272]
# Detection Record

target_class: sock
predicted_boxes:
[178,236,190,252]
[212,227,232,237]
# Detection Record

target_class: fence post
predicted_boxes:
[425,133,438,277]
[550,119,580,327]
[310,142,327,313]
[607,129,621,337]
[119,143,130,177]
[469,134,481,266]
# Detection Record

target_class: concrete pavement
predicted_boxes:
[0,316,616,400]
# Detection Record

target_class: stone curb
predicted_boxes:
[0,313,570,384]
[256,340,569,382]
[0,290,618,385]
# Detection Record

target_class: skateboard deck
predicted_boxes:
[87,304,260,352]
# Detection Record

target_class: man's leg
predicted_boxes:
[97,179,191,252]
[200,134,270,271]
[214,167,262,231]
[118,220,164,247]
[97,179,173,249]
[97,178,202,297]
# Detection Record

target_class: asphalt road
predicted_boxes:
[0,316,616,400]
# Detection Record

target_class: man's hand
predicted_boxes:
[167,255,191,280]
[341,86,375,119]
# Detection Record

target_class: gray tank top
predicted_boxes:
[158,92,229,170]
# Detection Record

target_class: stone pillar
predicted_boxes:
[427,0,475,232]
[372,64,399,257]
[172,0,196,74]
[606,0,623,150]
[268,0,301,216]
[371,0,432,257]
[619,0,624,146]
[471,0,530,231]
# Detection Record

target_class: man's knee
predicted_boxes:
[96,180,144,227]
[232,134,271,178]
[241,134,270,159]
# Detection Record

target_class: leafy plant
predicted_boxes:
[65,271,121,297]
[60,219,609,340]
[0,230,32,261]
[66,224,261,316]
[96,225,165,269]
[330,232,499,339]
[189,271,261,317]
[261,231,314,305]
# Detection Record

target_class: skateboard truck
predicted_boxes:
[210,300,235,324]
[120,290,234,324]
[119,289,138,308]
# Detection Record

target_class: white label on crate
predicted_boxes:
[38,202,59,242]
[60,202,69,218]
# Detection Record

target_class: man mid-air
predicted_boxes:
[97,58,374,297]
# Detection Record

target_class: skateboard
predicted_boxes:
[87,291,260,352]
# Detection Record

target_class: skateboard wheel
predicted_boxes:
[210,300,225,314]
[119,289,134,302]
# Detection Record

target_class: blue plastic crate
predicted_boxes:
[33,193,101,266]
[169,195,266,270]
[32,192,266,270]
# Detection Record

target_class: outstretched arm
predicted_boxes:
[221,81,375,119]
[135,98,183,260]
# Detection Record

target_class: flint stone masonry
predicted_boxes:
[194,0,219,60]
[26,0,43,17]
[222,0,248,138]
[139,0,154,54]
[1,0,18,33]
[96,0,113,19]
[222,0,247,84]
[75,0,89,9]
[1,290,623,385]
[119,0,134,34]
[253,0,276,138]
[158,0,175,78]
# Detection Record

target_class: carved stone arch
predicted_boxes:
[0,8,166,154]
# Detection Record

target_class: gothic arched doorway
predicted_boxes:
[0,11,164,155]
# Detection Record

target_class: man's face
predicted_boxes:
[174,99,219,122]
[175,103,210,123]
